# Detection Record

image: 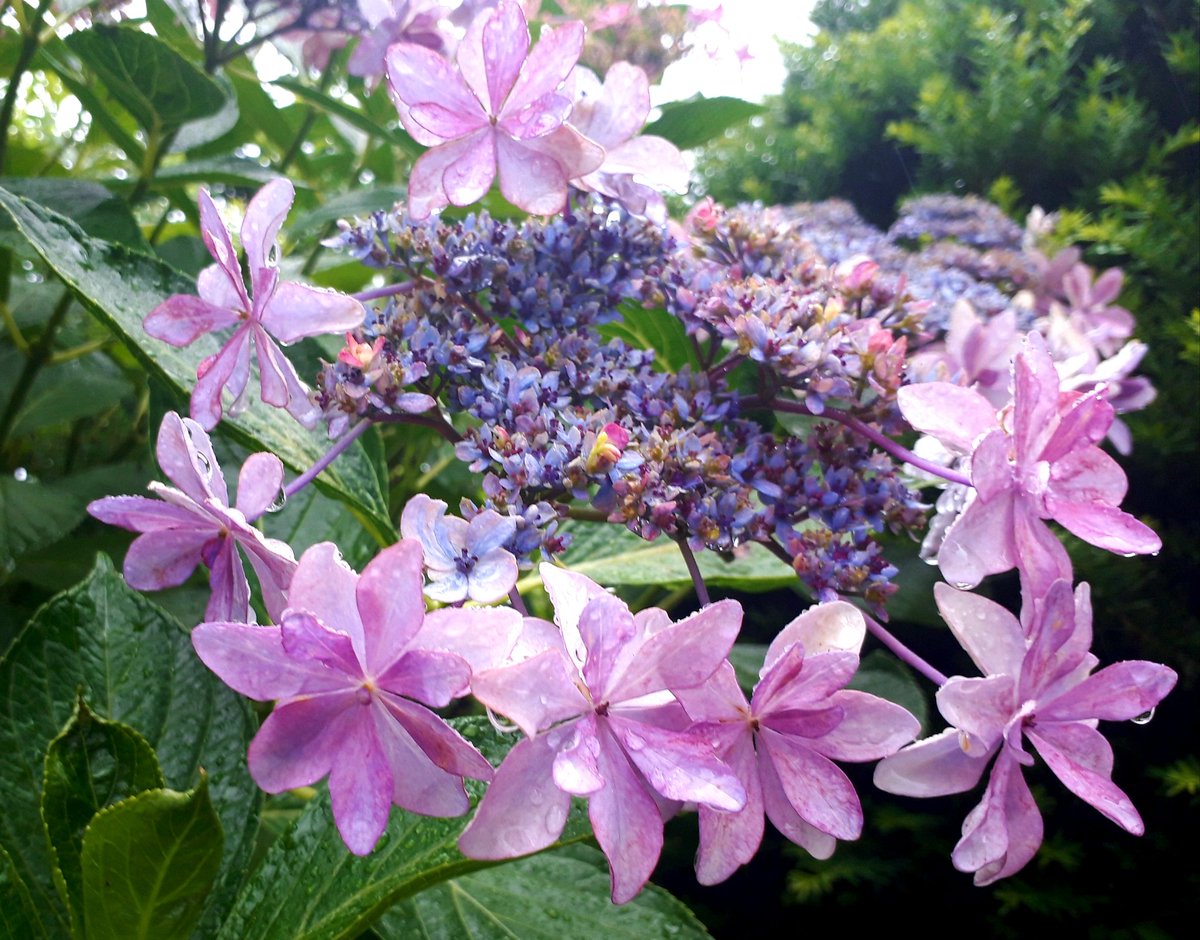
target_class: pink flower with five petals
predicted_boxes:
[385,0,604,217]
[143,179,365,429]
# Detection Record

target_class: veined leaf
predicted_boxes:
[643,95,764,150]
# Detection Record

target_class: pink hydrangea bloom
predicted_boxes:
[192,540,514,855]
[1060,263,1135,357]
[400,493,518,603]
[348,0,448,88]
[908,302,1020,408]
[459,564,746,903]
[874,580,1176,885]
[87,411,296,623]
[898,331,1161,595]
[385,0,604,217]
[675,601,919,884]
[143,179,365,429]
[568,61,689,221]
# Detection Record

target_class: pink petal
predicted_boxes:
[386,42,486,146]
[808,690,921,762]
[1091,267,1124,305]
[673,661,747,722]
[190,325,252,430]
[577,592,638,698]
[234,452,285,519]
[328,711,394,855]
[1025,722,1143,833]
[571,61,649,146]
[754,649,859,717]
[1048,445,1127,506]
[122,527,210,591]
[695,729,763,884]
[458,0,529,113]
[246,690,359,791]
[1012,332,1061,465]
[1040,390,1113,462]
[503,20,583,117]
[873,728,992,797]
[1038,661,1177,722]
[288,542,366,666]
[970,428,1012,502]
[399,495,461,569]
[204,536,252,623]
[380,695,494,781]
[589,722,665,904]
[936,675,1015,751]
[757,728,862,840]
[280,610,361,676]
[934,582,1025,677]
[1047,498,1161,556]
[376,649,471,706]
[143,295,240,347]
[607,715,746,811]
[766,601,865,669]
[609,599,742,703]
[952,751,1043,886]
[937,490,1015,589]
[495,127,601,216]
[539,562,608,665]
[253,327,315,423]
[898,383,997,452]
[552,714,604,795]
[241,178,294,303]
[596,135,690,192]
[412,606,523,675]
[196,261,244,312]
[467,550,518,603]
[471,648,588,737]
[197,188,248,309]
[459,731,572,859]
[372,705,471,817]
[88,495,203,533]
[192,622,348,699]
[259,282,365,344]
[156,411,228,504]
[407,130,497,219]
[1012,497,1073,598]
[757,736,838,859]
[238,533,296,624]
[356,539,427,670]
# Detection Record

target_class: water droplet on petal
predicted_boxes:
[1132,708,1155,725]
[195,451,212,478]
[952,581,973,590]
[266,488,287,513]
[12,467,27,482]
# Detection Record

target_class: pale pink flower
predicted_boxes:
[675,602,918,884]
[87,412,296,623]
[143,180,365,429]
[459,564,746,903]
[899,332,1161,595]
[192,540,515,855]
[385,0,604,217]
[568,61,689,221]
[875,580,1176,885]
[400,493,518,603]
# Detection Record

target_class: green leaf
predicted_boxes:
[271,77,423,156]
[170,73,241,153]
[846,649,929,733]
[727,643,768,692]
[287,186,408,235]
[0,556,259,940]
[0,186,394,543]
[143,156,290,189]
[599,304,702,373]
[0,473,89,570]
[0,178,145,249]
[643,95,764,150]
[64,25,226,133]
[375,844,712,940]
[218,717,593,940]
[1,352,134,437]
[81,777,223,940]
[534,522,795,592]
[41,697,166,931]
[0,843,48,940]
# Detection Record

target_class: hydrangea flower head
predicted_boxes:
[400,493,519,603]
[459,564,746,902]
[874,580,1176,884]
[87,411,296,623]
[675,601,919,883]
[192,539,509,855]
[143,179,365,429]
[385,0,604,217]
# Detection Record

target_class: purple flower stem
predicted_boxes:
[248,420,373,521]
[861,610,949,687]
[352,281,416,303]
[676,536,711,607]
[770,397,973,488]
[508,587,529,616]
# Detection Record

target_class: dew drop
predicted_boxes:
[1131,708,1155,725]
[625,733,646,752]
[952,581,973,590]
[195,451,212,478]
[12,467,27,482]
[266,488,287,513]
[375,831,391,850]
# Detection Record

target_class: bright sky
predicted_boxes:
[656,0,818,104]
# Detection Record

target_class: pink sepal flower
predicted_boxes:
[192,540,503,855]
[385,0,604,217]
[143,180,365,429]
[675,601,919,884]
[899,332,1161,595]
[568,62,689,222]
[87,412,296,623]
[874,580,1177,885]
[400,494,518,603]
[459,564,746,903]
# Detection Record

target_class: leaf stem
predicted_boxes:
[266,418,375,515]
[860,610,949,687]
[0,287,72,450]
